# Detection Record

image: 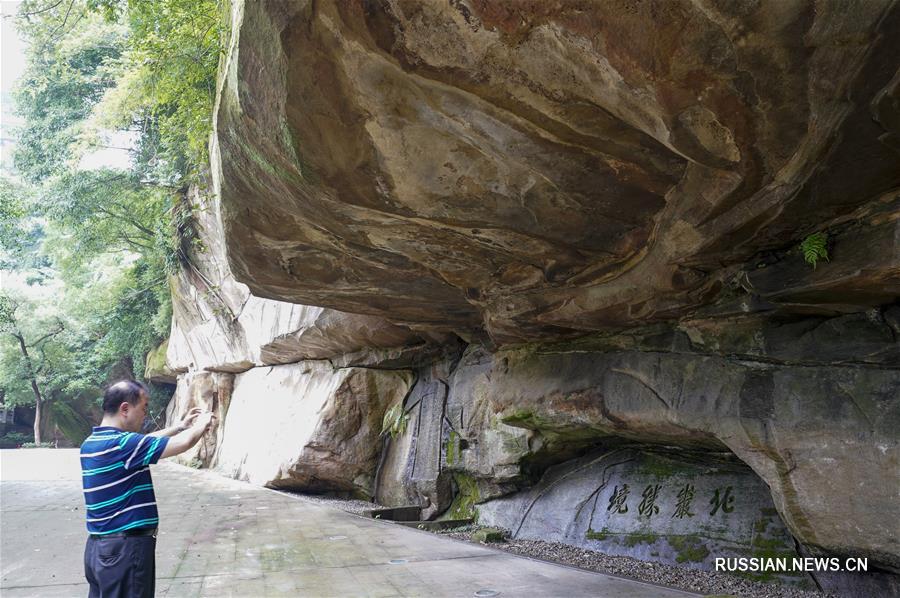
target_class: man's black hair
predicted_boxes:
[102,380,148,415]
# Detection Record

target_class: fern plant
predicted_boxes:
[800,232,829,269]
[381,403,409,439]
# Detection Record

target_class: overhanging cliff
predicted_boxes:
[213,0,899,344]
[158,1,900,591]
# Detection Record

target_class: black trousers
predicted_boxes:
[84,534,156,598]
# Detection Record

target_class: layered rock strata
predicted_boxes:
[165,187,438,375]
[214,0,900,343]
[372,310,900,574]
[156,0,900,591]
[157,186,438,495]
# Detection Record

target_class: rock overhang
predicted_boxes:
[213,0,900,344]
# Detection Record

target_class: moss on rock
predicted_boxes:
[585,527,610,541]
[668,535,711,563]
[623,532,658,547]
[444,473,480,520]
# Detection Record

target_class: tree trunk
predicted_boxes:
[14,333,43,444]
[31,379,43,445]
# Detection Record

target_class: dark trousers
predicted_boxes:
[84,535,156,597]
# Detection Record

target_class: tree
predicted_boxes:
[86,0,226,173]
[0,293,65,443]
[13,2,125,183]
[3,0,226,439]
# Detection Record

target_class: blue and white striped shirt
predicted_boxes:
[80,426,169,535]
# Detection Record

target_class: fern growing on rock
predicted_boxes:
[800,232,829,268]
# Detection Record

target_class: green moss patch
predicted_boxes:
[623,532,658,547]
[443,473,480,521]
[637,456,683,479]
[585,527,610,541]
[472,527,506,543]
[445,431,459,466]
[668,535,710,563]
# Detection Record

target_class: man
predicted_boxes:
[80,380,216,597]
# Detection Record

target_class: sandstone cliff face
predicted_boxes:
[159,0,900,588]
[158,186,432,497]
[164,187,443,374]
[214,0,899,343]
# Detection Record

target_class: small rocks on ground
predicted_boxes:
[291,493,833,598]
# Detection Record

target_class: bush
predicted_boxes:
[0,431,32,448]
[21,441,55,448]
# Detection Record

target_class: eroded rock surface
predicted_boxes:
[156,0,900,586]
[215,362,413,498]
[215,0,900,343]
[374,311,900,573]
[164,371,233,468]
[165,188,441,373]
[144,339,177,384]
[478,448,811,586]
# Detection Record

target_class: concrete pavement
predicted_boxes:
[1,449,698,597]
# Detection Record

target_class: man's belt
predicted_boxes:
[90,527,157,539]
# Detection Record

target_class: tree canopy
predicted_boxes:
[0,0,225,444]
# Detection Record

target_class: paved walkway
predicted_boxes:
[1,449,697,597]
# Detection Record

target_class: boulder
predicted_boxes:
[144,339,177,384]
[163,371,234,468]
[215,361,413,498]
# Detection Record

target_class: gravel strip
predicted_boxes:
[289,492,384,515]
[288,494,832,598]
[440,528,832,598]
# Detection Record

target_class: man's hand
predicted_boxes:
[194,410,216,433]
[148,406,208,438]
[160,410,218,459]
[177,407,204,431]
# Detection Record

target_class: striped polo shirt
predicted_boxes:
[80,426,169,535]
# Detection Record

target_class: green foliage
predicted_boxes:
[21,441,56,448]
[3,0,223,438]
[0,432,33,448]
[0,176,48,271]
[37,169,170,256]
[88,0,227,175]
[381,403,410,439]
[12,3,125,183]
[800,232,829,269]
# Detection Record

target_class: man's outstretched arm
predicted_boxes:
[160,411,216,459]
[148,407,203,438]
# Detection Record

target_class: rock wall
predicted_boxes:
[157,186,435,496]
[215,362,412,497]
[371,312,900,574]
[478,448,811,586]
[154,1,900,593]
[213,0,900,343]
[164,371,233,468]
[164,187,439,374]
